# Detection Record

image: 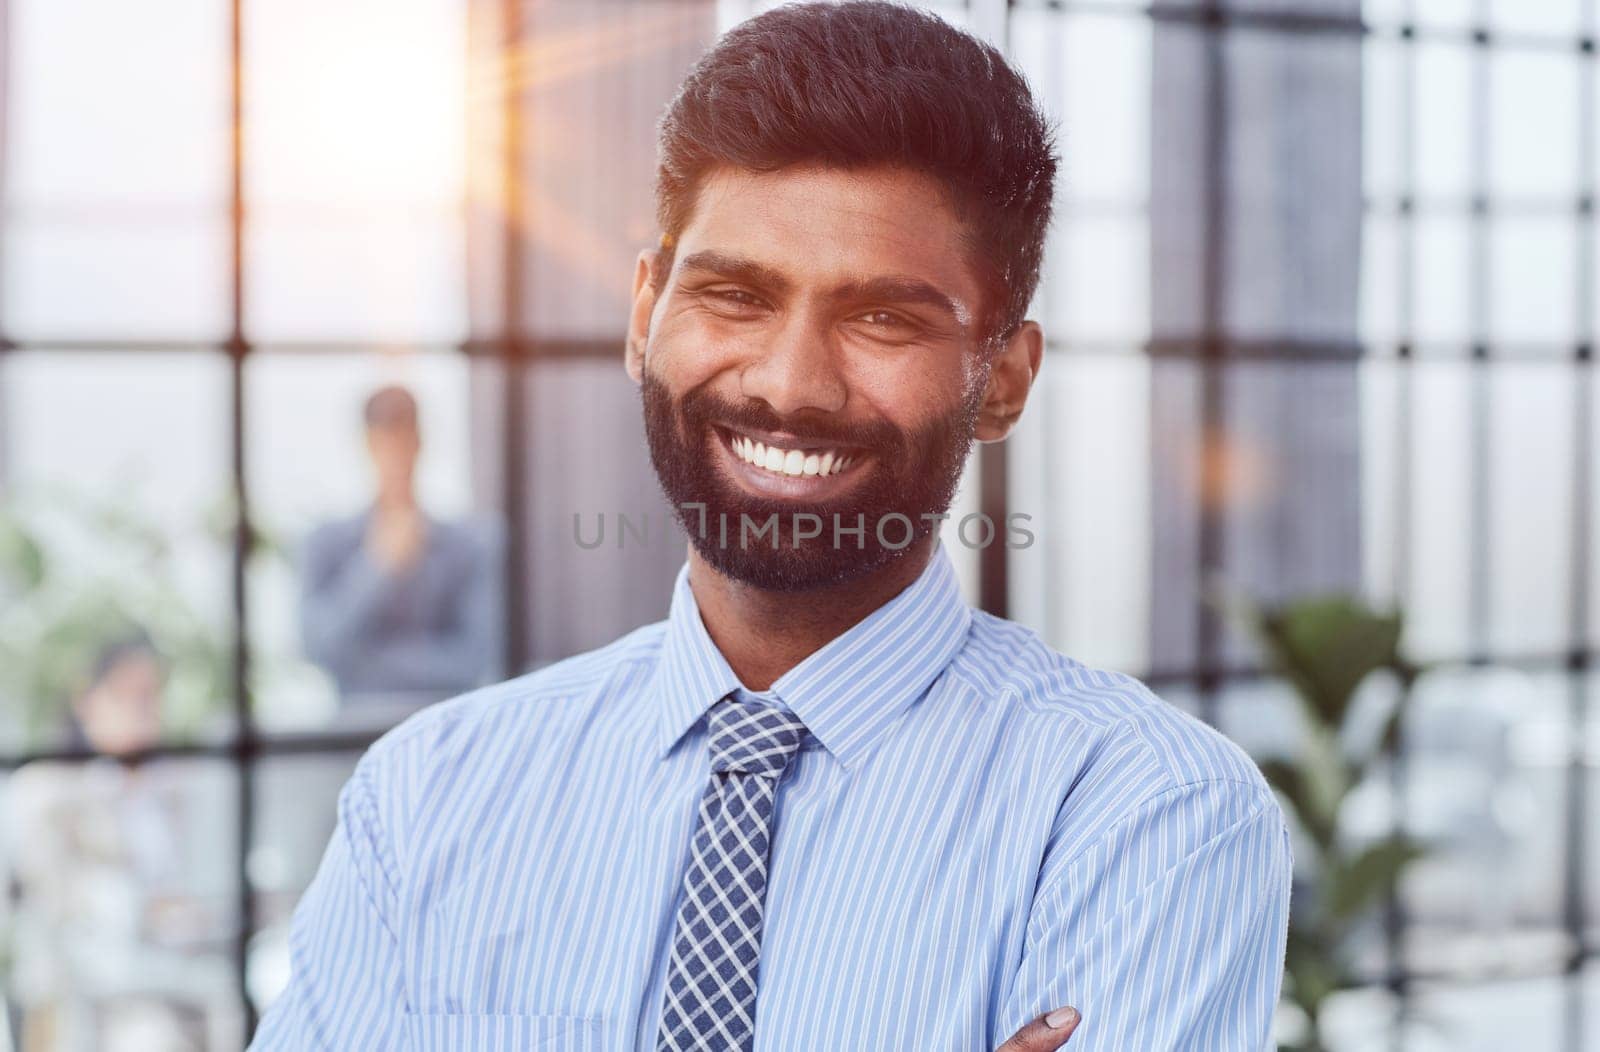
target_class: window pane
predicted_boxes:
[1414,42,1473,202]
[1041,212,1151,344]
[243,0,467,341]
[1012,10,1150,206]
[0,351,234,752]
[1008,354,1152,673]
[2,757,242,1050]
[1404,974,1572,1050]
[1400,668,1572,977]
[1359,356,1404,605]
[1487,363,1575,656]
[1360,211,1402,348]
[1489,49,1580,201]
[2,0,228,339]
[1488,216,1578,347]
[1488,0,1583,37]
[1363,36,1407,205]
[1362,0,1411,28]
[244,351,502,732]
[247,753,357,1020]
[1412,215,1474,345]
[1408,360,1475,659]
[1591,365,1600,654]
[1412,0,1476,31]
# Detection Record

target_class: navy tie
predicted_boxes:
[656,696,809,1051]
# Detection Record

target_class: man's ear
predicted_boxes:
[625,249,658,385]
[974,320,1044,442]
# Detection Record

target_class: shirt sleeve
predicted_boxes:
[996,779,1292,1051]
[248,757,410,1050]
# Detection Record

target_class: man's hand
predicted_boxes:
[996,1006,1080,1051]
[366,504,427,571]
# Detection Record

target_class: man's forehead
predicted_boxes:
[673,165,980,296]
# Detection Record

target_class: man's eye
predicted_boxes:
[854,309,916,333]
[709,288,761,307]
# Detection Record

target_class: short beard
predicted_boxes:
[640,369,982,591]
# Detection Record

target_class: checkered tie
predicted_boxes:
[656,696,809,1052]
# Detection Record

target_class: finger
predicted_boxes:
[994,1006,1081,1051]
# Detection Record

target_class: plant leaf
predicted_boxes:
[1327,835,1427,922]
[1259,597,1404,724]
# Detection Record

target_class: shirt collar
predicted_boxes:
[652,540,973,771]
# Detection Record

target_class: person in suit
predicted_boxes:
[297,385,495,702]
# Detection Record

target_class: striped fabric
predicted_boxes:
[250,539,1292,1052]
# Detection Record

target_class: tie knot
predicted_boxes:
[707,698,809,777]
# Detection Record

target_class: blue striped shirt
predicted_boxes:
[250,541,1291,1051]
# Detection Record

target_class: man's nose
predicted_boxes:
[739,316,848,417]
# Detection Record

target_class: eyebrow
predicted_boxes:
[677,251,793,295]
[831,276,967,326]
[677,250,968,326]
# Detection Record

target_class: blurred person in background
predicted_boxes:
[297,385,495,706]
[3,631,234,1052]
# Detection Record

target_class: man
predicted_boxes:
[298,385,497,703]
[253,4,1290,1049]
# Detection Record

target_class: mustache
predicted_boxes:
[676,385,902,453]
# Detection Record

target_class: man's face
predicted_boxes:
[629,165,994,591]
[366,421,420,497]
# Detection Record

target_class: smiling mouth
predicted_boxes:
[711,424,870,485]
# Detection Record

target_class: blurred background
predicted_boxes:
[0,0,1595,1048]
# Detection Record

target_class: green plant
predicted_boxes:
[0,483,234,747]
[1219,591,1428,1052]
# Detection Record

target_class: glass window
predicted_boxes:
[1486,363,1575,657]
[1359,356,1404,606]
[1489,49,1580,202]
[1,0,229,339]
[243,0,467,342]
[1364,36,1408,206]
[0,352,234,752]
[1412,215,1475,346]
[1008,354,1152,673]
[1,757,241,1051]
[1400,668,1572,975]
[1488,0,1583,37]
[1407,360,1476,660]
[1488,216,1578,348]
[1041,212,1151,346]
[1414,42,1474,203]
[1361,211,1404,348]
[1412,0,1477,32]
[1406,974,1570,1050]
[246,753,358,1021]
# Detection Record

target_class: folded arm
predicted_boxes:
[998,779,1292,1050]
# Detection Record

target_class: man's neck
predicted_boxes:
[685,536,937,691]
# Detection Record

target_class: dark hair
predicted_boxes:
[363,385,419,430]
[85,630,159,688]
[654,0,1057,344]
[64,628,162,754]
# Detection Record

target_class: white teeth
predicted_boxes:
[726,430,857,479]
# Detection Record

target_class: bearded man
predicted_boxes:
[251,4,1291,1050]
